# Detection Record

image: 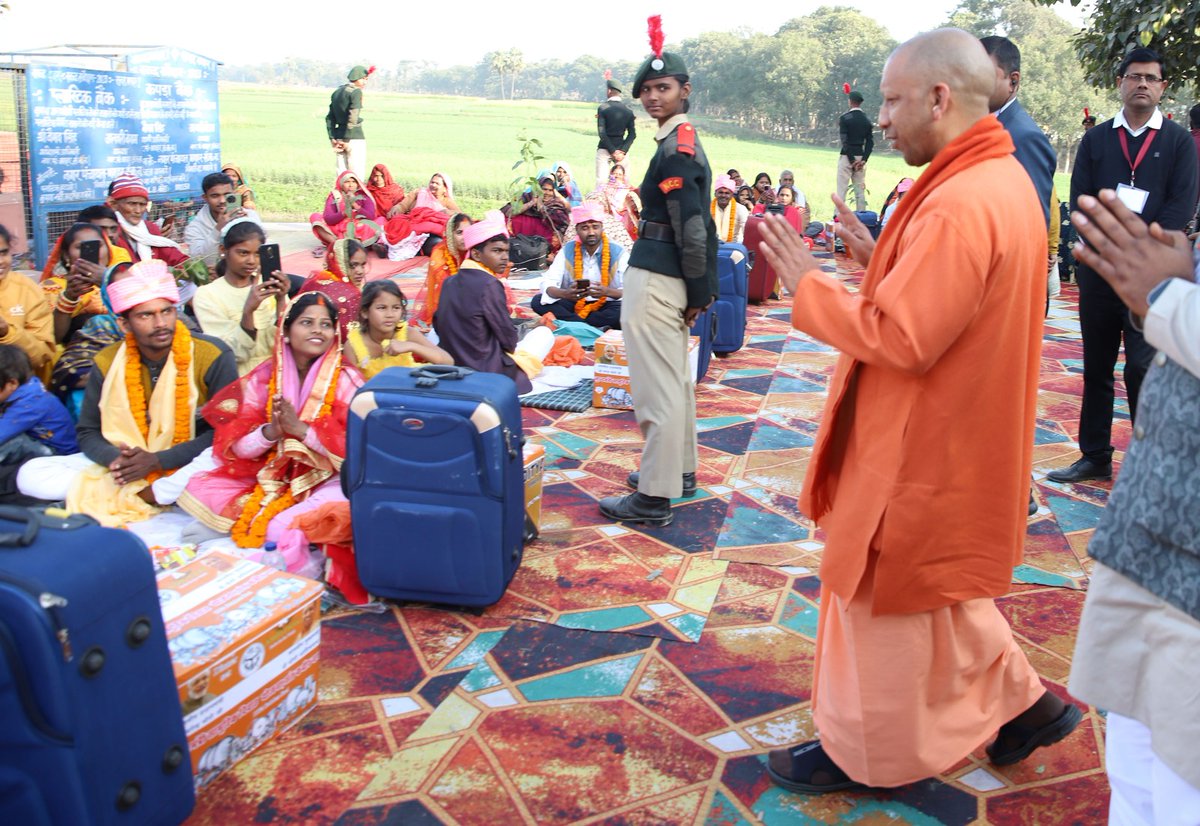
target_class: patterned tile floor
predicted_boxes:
[187,256,1114,825]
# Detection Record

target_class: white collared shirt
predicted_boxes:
[1113,107,1164,138]
[540,238,628,303]
[711,200,749,244]
[995,97,1017,117]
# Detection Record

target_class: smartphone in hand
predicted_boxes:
[258,243,282,281]
[575,279,591,291]
[79,239,102,265]
[224,192,241,216]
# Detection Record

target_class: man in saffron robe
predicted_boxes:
[17,261,236,525]
[756,28,1081,793]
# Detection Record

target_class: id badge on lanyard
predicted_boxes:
[1117,127,1156,213]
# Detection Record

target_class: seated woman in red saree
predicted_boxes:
[300,239,368,338]
[309,171,381,254]
[366,164,405,218]
[504,173,570,252]
[177,292,364,577]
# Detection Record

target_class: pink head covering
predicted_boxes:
[109,172,149,201]
[108,260,180,314]
[897,178,914,193]
[571,202,605,226]
[461,210,509,250]
[713,174,736,195]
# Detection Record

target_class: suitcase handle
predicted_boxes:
[411,365,476,387]
[0,506,41,548]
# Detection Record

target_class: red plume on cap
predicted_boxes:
[1167,113,1173,120]
[647,15,664,59]
[367,65,377,75]
[1083,107,1089,117]
[843,82,852,95]
[604,69,612,80]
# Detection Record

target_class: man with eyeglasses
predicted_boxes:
[1047,47,1197,485]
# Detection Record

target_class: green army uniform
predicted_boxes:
[605,50,718,521]
[325,65,369,179]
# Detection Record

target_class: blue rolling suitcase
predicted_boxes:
[689,303,718,382]
[344,365,526,607]
[0,507,194,826]
[713,242,749,355]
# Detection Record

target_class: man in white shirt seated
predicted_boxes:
[710,174,749,244]
[530,202,628,329]
[184,171,262,270]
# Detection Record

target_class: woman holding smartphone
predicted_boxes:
[193,219,288,374]
[41,222,130,344]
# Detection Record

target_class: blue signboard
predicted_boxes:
[24,54,220,266]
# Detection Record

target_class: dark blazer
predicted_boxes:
[597,98,636,154]
[997,99,1056,226]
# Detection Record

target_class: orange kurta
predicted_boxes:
[791,116,1046,615]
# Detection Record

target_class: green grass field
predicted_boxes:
[220,84,1071,222]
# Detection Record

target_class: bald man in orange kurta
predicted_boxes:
[758,29,1082,794]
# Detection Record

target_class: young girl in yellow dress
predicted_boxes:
[344,280,451,378]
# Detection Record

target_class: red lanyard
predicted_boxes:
[1118,127,1157,186]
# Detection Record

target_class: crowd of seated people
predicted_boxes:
[0,150,822,586]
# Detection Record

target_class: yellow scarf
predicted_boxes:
[67,327,198,526]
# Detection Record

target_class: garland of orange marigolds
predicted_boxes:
[711,199,736,242]
[124,322,192,483]
[573,235,611,320]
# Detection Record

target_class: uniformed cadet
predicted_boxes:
[326,65,373,179]
[597,40,718,528]
[596,79,637,189]
[836,90,874,211]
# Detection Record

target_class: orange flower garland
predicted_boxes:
[711,199,736,242]
[124,322,193,483]
[230,338,342,549]
[572,235,611,320]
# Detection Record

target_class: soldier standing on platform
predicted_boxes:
[596,73,638,189]
[599,16,718,528]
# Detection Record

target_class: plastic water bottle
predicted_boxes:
[259,541,287,571]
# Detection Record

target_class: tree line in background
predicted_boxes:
[223,1,1196,172]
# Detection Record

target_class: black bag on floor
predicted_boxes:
[0,507,195,825]
[508,234,549,271]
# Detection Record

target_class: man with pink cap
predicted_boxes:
[531,202,628,329]
[435,211,553,394]
[18,261,236,524]
[711,174,749,244]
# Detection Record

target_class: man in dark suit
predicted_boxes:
[1047,47,1197,484]
[981,37,1056,225]
[595,79,637,189]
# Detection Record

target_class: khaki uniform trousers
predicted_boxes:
[620,266,697,499]
[836,154,867,211]
[336,139,367,181]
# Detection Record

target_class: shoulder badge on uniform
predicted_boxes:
[659,177,684,194]
[677,123,696,156]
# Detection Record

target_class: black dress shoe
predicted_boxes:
[626,471,697,498]
[1028,489,1038,517]
[1045,458,1112,484]
[598,492,673,527]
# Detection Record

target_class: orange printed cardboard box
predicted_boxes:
[523,442,545,532]
[157,552,323,790]
[592,331,700,409]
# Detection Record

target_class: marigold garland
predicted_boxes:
[573,235,611,320]
[124,322,193,484]
[711,199,736,242]
[231,337,341,549]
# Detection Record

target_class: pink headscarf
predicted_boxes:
[571,202,605,226]
[108,260,180,313]
[461,210,509,250]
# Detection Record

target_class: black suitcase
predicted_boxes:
[0,507,194,825]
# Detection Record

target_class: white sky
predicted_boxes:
[0,0,1087,70]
